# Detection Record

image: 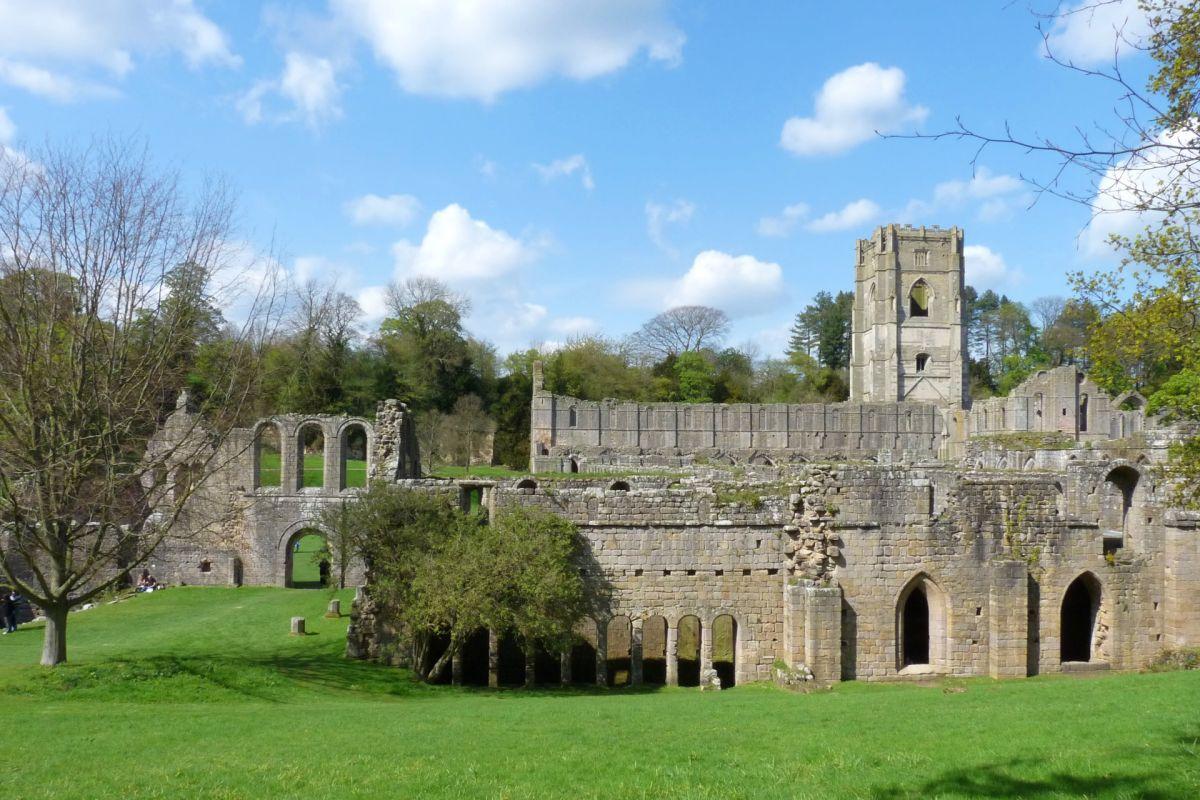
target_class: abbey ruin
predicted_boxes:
[149,223,1200,688]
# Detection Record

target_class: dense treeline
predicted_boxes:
[181,269,1108,471]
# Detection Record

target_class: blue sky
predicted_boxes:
[0,1,1156,356]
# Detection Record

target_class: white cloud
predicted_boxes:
[0,107,13,144]
[239,52,342,129]
[933,168,1024,205]
[344,193,421,227]
[355,285,390,323]
[806,199,882,233]
[476,155,498,179]
[392,203,539,284]
[534,154,594,190]
[1044,0,1149,66]
[781,63,928,156]
[0,0,237,100]
[330,0,683,102]
[964,244,1022,289]
[548,316,598,336]
[756,203,809,238]
[667,250,786,317]
[646,198,695,255]
[896,167,1030,224]
[1076,128,1200,257]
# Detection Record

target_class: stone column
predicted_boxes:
[804,584,842,687]
[324,421,339,493]
[525,645,536,688]
[560,651,572,686]
[665,624,679,686]
[699,618,712,679]
[487,629,499,689]
[596,625,608,687]
[280,422,299,492]
[630,618,644,686]
[989,560,1028,679]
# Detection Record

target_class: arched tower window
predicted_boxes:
[909,280,930,318]
[915,353,930,372]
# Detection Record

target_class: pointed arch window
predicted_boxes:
[909,280,930,318]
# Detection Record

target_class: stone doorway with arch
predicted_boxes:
[896,573,950,674]
[283,527,331,589]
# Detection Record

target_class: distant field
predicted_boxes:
[1,587,1197,799]
[257,452,365,488]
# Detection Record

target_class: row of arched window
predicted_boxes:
[255,422,369,491]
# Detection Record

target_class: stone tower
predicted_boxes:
[849,224,969,408]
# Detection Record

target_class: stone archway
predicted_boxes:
[896,573,950,673]
[1061,573,1103,663]
[283,527,330,589]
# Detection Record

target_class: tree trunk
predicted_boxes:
[41,603,68,666]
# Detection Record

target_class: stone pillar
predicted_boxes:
[596,625,608,687]
[323,421,339,493]
[989,560,1029,679]
[665,624,679,686]
[1164,513,1200,647]
[804,584,842,686]
[281,422,299,492]
[525,646,536,688]
[560,651,572,686]
[699,618,712,678]
[487,629,499,689]
[451,649,463,686]
[783,580,807,667]
[630,618,644,686]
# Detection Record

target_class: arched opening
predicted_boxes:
[712,614,737,688]
[569,620,599,686]
[901,588,929,666]
[1078,394,1089,433]
[568,406,578,428]
[285,529,329,589]
[642,615,667,685]
[497,632,526,687]
[516,478,538,492]
[255,424,281,488]
[608,480,630,492]
[896,574,949,671]
[677,615,701,687]
[533,643,562,685]
[915,353,930,373]
[460,628,490,686]
[340,424,368,490]
[568,458,579,474]
[1061,574,1101,663]
[606,616,632,687]
[908,279,930,318]
[1100,466,1140,544]
[297,424,325,488]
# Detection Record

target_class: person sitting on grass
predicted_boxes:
[136,569,159,593]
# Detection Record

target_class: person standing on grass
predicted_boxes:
[2,588,19,633]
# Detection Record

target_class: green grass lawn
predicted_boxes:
[258,452,366,489]
[1,588,1198,799]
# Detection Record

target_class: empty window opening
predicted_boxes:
[199,560,212,573]
[901,585,930,666]
[1061,574,1101,663]
[609,480,631,492]
[1100,466,1139,540]
[1078,394,1089,433]
[497,633,526,687]
[533,644,562,686]
[715,569,724,576]
[712,614,738,688]
[255,424,281,488]
[909,280,930,318]
[742,568,752,576]
[606,616,633,687]
[915,353,930,372]
[516,478,538,492]
[286,529,329,589]
[569,623,599,686]
[568,406,578,428]
[643,615,668,686]
[298,424,325,488]
[460,629,490,686]
[677,615,701,687]
[767,568,779,576]
[634,568,643,577]
[686,569,696,576]
[460,486,485,515]
[340,424,368,489]
[568,458,579,474]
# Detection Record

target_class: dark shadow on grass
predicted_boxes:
[867,753,1192,799]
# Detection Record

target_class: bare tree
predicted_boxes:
[628,305,730,360]
[0,139,278,665]
[1031,295,1068,332]
[385,276,470,319]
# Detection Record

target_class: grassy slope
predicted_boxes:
[0,588,1197,800]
